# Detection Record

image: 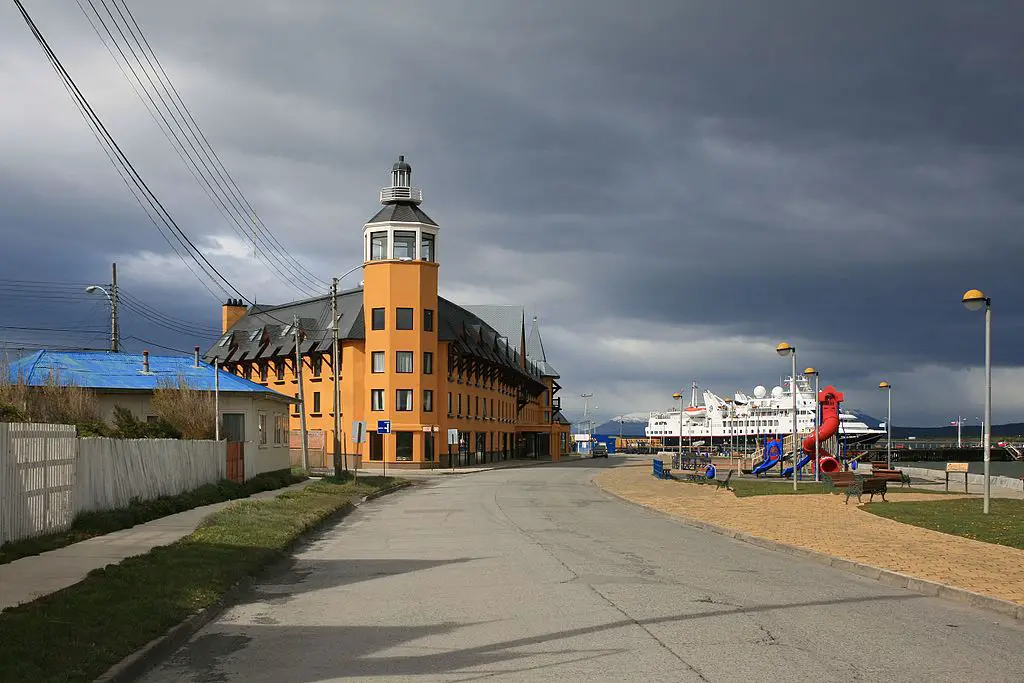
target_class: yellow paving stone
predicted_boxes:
[595,463,1024,606]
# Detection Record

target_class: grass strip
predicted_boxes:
[0,473,403,683]
[863,497,1024,550]
[0,468,307,565]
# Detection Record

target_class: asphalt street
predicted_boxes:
[142,458,1024,682]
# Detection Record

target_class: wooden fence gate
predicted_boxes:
[226,441,245,483]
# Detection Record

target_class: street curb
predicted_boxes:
[93,481,412,683]
[593,478,1024,623]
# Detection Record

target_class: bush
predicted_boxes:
[151,375,216,439]
[109,406,180,439]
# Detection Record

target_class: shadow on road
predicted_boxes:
[162,588,924,681]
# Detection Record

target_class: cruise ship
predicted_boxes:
[645,377,886,449]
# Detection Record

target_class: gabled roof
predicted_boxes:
[463,305,524,346]
[6,350,291,401]
[365,201,438,226]
[526,315,559,378]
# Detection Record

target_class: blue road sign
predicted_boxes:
[377,419,391,435]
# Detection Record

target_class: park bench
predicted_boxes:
[871,465,910,487]
[675,468,703,483]
[652,459,672,480]
[845,477,888,504]
[823,471,858,489]
[715,469,734,491]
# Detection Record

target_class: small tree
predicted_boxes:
[110,406,180,439]
[151,374,216,440]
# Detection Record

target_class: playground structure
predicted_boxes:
[753,385,864,478]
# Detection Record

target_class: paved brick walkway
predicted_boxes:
[595,463,1024,606]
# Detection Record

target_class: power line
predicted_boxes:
[77,0,328,297]
[13,0,239,305]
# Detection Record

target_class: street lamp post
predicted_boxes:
[805,367,820,482]
[776,343,798,492]
[672,392,684,468]
[878,382,892,468]
[962,289,992,515]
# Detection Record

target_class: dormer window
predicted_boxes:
[248,328,262,343]
[217,333,232,347]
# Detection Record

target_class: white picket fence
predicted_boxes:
[76,438,226,514]
[0,423,77,545]
[0,423,227,544]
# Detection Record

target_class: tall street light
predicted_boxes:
[878,381,892,468]
[962,288,992,515]
[805,367,820,482]
[776,342,798,491]
[672,392,684,468]
[85,284,119,352]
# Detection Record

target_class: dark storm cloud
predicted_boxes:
[2,1,1023,424]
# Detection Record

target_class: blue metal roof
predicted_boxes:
[7,350,292,401]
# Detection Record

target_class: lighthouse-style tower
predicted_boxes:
[360,156,440,463]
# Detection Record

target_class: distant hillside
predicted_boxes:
[892,423,1024,439]
[594,417,648,437]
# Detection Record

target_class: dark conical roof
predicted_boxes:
[392,155,411,172]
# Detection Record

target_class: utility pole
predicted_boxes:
[294,315,309,470]
[331,278,344,475]
[214,358,221,441]
[111,262,120,352]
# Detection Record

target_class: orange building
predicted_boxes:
[205,157,570,468]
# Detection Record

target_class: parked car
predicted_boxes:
[592,444,608,458]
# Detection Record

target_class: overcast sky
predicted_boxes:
[2,1,1023,427]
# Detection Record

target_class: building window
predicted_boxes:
[491,398,494,417]
[424,432,435,461]
[312,356,322,377]
[275,361,285,381]
[371,389,384,411]
[274,414,288,445]
[396,431,413,461]
[312,392,321,414]
[396,389,413,411]
[475,396,479,417]
[421,233,435,262]
[423,309,434,331]
[396,307,413,330]
[370,231,387,260]
[259,363,268,382]
[483,399,488,418]
[258,413,267,445]
[292,393,299,416]
[372,307,385,330]
[394,230,416,259]
[458,393,462,416]
[396,351,414,373]
[423,351,433,374]
[372,351,385,373]
[424,389,433,412]
[448,392,452,415]
[369,432,383,460]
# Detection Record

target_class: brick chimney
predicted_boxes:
[221,298,247,333]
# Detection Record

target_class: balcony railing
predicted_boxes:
[380,186,423,203]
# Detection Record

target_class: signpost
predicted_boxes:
[351,420,366,478]
[945,462,969,492]
[377,420,391,478]
[448,428,459,471]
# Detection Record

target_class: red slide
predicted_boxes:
[802,386,844,474]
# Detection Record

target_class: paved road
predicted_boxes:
[143,459,1024,682]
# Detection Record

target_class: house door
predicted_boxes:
[222,413,245,442]
[222,413,246,482]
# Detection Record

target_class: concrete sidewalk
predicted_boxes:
[595,463,1024,607]
[0,480,311,612]
[312,454,583,478]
